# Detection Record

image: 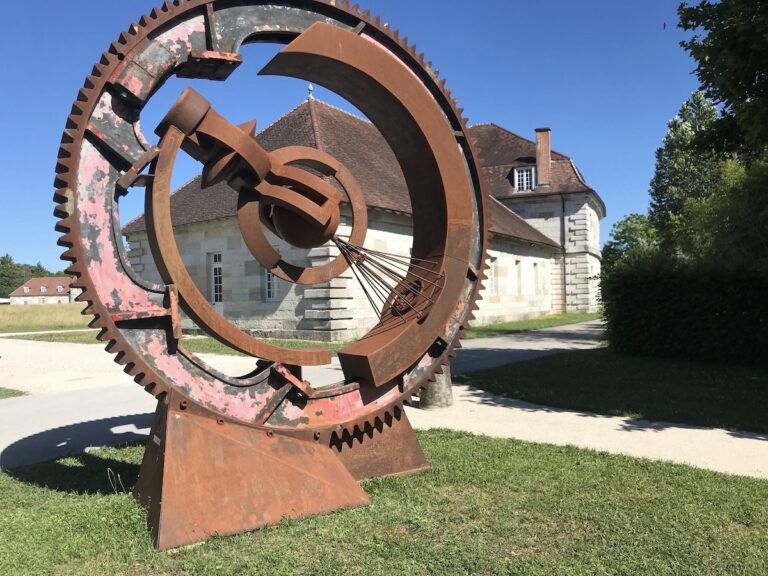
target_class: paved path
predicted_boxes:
[1,321,767,479]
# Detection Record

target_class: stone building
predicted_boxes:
[9,277,82,305]
[123,98,604,341]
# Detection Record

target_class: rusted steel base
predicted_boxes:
[134,393,369,550]
[331,407,429,481]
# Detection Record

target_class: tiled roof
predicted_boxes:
[10,276,73,297]
[122,99,561,248]
[468,123,593,197]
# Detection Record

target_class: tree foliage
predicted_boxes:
[679,0,768,152]
[647,92,725,255]
[0,254,63,298]
[602,214,658,271]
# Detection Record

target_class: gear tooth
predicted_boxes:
[114,350,129,365]
[60,247,77,261]
[150,7,162,19]
[162,0,175,12]
[61,129,76,145]
[99,53,112,67]
[87,316,102,329]
[109,41,123,55]
[58,146,72,160]
[139,14,151,27]
[118,32,131,45]
[55,160,71,175]
[57,233,73,248]
[372,15,381,26]
[54,212,70,226]
[53,187,70,204]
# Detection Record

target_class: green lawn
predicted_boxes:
[15,330,101,344]
[464,312,602,339]
[457,348,768,435]
[0,387,25,400]
[13,331,350,357]
[0,303,89,333]
[1,430,766,575]
[181,336,350,357]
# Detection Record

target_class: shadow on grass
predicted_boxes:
[454,347,768,437]
[1,414,151,493]
[5,450,141,495]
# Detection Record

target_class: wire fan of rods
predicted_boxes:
[333,238,444,324]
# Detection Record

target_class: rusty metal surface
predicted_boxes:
[55,0,489,549]
[332,406,429,481]
[135,392,369,550]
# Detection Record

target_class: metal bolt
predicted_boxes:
[266,430,274,438]
[180,400,188,410]
[217,418,225,426]
[314,432,321,441]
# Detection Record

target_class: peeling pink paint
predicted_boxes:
[77,140,158,313]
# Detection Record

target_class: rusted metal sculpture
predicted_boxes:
[55,0,488,550]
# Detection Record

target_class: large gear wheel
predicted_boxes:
[54,0,488,450]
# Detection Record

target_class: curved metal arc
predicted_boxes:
[145,125,331,366]
[238,146,368,285]
[260,22,474,387]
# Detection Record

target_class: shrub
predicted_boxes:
[601,250,768,365]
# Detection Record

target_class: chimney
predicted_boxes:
[535,127,552,187]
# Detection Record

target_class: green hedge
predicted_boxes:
[601,251,768,365]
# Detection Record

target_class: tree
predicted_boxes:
[679,0,768,152]
[602,214,658,271]
[0,254,63,298]
[648,92,726,255]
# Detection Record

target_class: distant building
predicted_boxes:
[124,99,604,341]
[9,277,82,306]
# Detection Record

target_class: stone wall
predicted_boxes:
[125,209,561,340]
[10,295,71,306]
[473,237,554,325]
[500,191,603,313]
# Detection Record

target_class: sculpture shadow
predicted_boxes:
[1,414,152,494]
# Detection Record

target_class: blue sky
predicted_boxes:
[0,0,699,271]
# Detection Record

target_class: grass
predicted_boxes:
[181,336,351,357]
[0,303,89,333]
[457,347,768,435]
[14,331,101,344]
[12,331,350,357]
[464,312,602,338]
[0,430,766,575]
[0,387,25,400]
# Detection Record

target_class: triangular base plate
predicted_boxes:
[134,392,369,550]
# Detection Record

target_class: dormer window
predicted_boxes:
[57,285,64,293]
[23,286,29,294]
[40,286,47,294]
[514,166,536,192]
